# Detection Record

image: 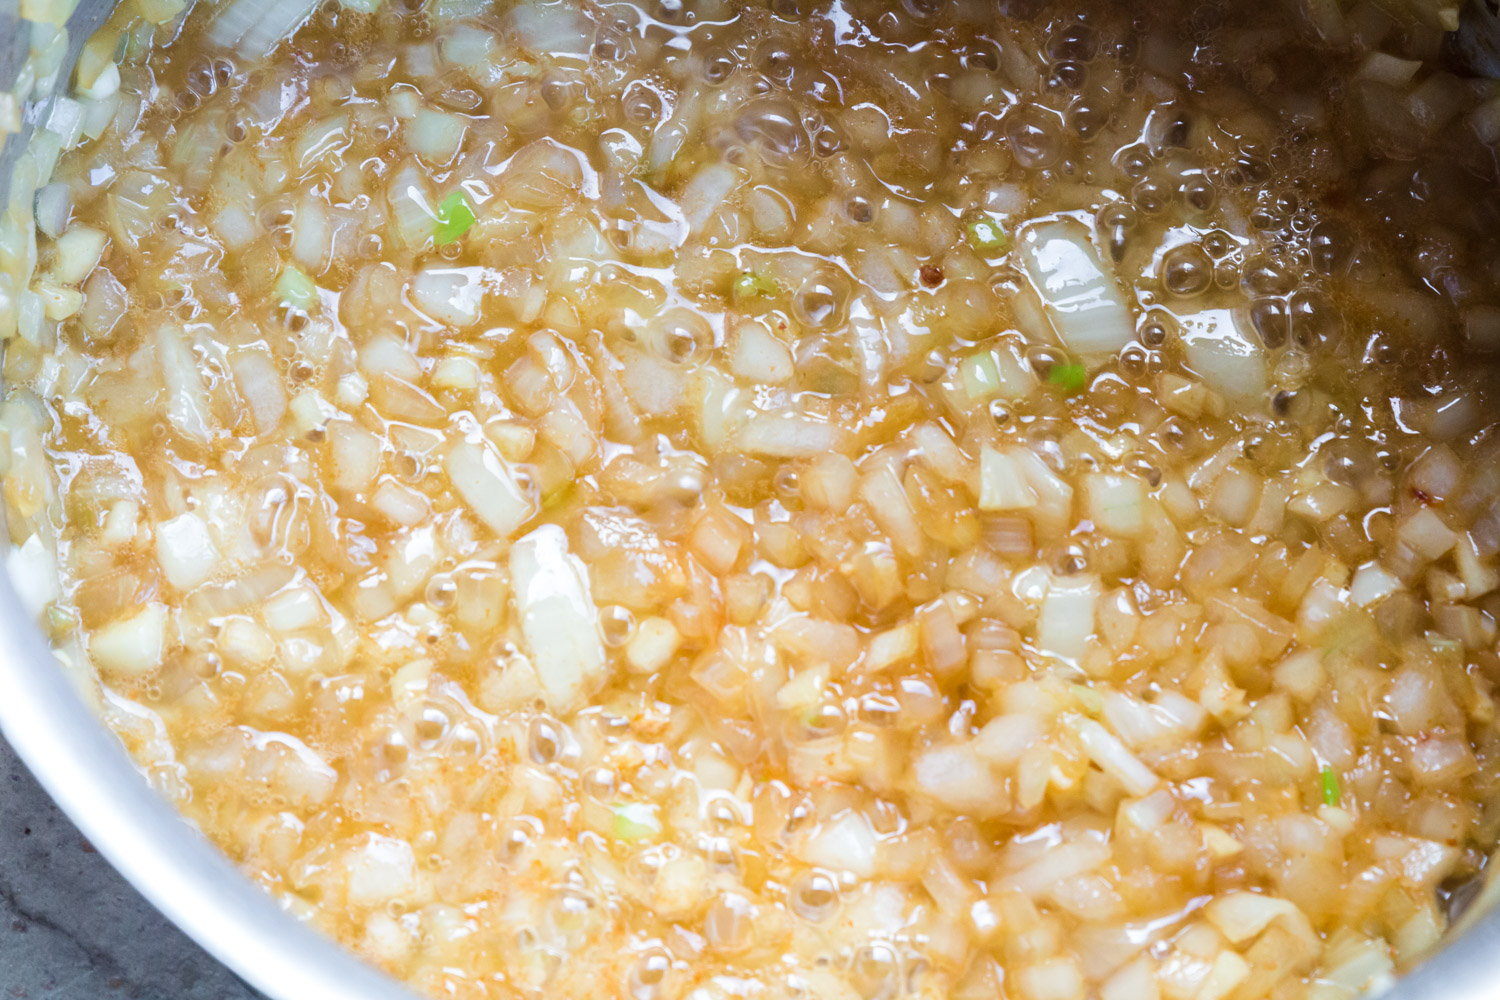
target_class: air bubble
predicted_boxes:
[849,943,901,1000]
[1182,174,1216,212]
[1114,144,1152,179]
[1241,257,1293,296]
[1139,315,1171,348]
[600,605,635,647]
[1248,297,1288,348]
[424,575,456,609]
[528,718,565,763]
[1161,243,1213,296]
[623,83,662,124]
[703,50,737,85]
[793,271,850,328]
[1006,106,1062,169]
[705,892,756,954]
[1132,177,1171,214]
[1047,23,1098,61]
[628,949,673,1000]
[789,870,840,921]
[1289,289,1339,349]
[737,100,807,165]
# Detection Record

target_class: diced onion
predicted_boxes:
[509,524,608,713]
[444,439,534,538]
[155,512,221,590]
[90,603,167,678]
[1017,216,1134,359]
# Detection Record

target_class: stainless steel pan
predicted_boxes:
[0,1,1493,998]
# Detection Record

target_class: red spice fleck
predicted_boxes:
[919,264,944,287]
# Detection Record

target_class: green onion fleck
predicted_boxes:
[611,802,661,841]
[433,190,477,247]
[1049,362,1087,394]
[274,264,318,311]
[1320,765,1341,806]
[732,271,779,301]
[966,217,1009,254]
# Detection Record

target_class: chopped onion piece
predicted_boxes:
[796,810,877,877]
[1179,309,1268,401]
[405,108,468,163]
[1397,508,1458,560]
[345,834,418,906]
[90,603,167,679]
[979,447,1038,511]
[1349,562,1401,607]
[1085,473,1146,537]
[1017,216,1134,358]
[154,324,216,445]
[209,0,321,58]
[409,267,488,327]
[1205,891,1306,945]
[730,319,793,384]
[507,2,594,58]
[1037,575,1099,662]
[733,413,846,457]
[679,163,738,236]
[1064,713,1160,796]
[444,440,534,538]
[509,524,608,714]
[8,532,59,620]
[155,512,221,590]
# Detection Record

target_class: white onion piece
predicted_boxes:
[405,109,468,164]
[679,163,738,236]
[49,225,107,285]
[409,267,487,327]
[507,2,594,58]
[80,267,128,341]
[263,584,330,633]
[1356,52,1421,86]
[509,524,607,714]
[1085,473,1146,537]
[209,0,321,58]
[1064,713,1160,796]
[622,352,686,416]
[1037,574,1098,662]
[1017,217,1133,359]
[33,182,71,239]
[291,193,331,272]
[90,603,167,678]
[154,324,215,445]
[974,713,1044,767]
[795,810,877,878]
[1002,837,1110,897]
[729,319,793,384]
[212,203,259,253]
[1397,508,1458,560]
[1179,309,1268,401]
[1349,562,1401,607]
[979,447,1038,511]
[733,413,845,457]
[230,350,288,436]
[912,745,1007,816]
[444,440,534,538]
[8,532,59,619]
[345,834,418,906]
[155,512,221,590]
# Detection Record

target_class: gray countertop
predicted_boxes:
[0,737,264,1000]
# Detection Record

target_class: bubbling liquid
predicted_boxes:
[9,0,1500,998]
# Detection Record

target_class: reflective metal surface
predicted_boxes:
[0,2,1495,999]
